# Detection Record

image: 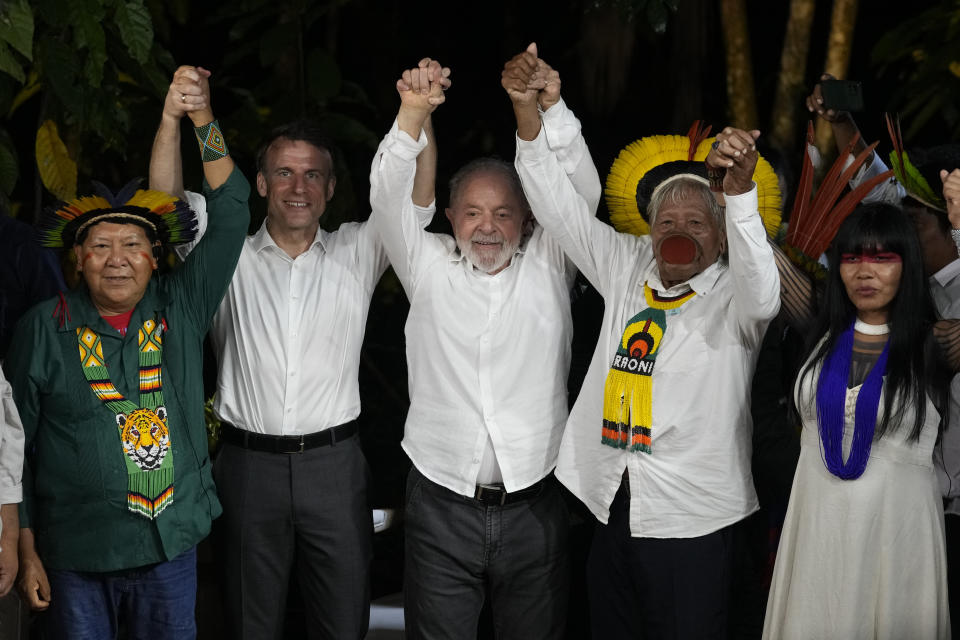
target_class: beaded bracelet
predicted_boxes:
[194,119,229,162]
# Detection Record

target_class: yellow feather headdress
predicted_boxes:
[604,121,782,238]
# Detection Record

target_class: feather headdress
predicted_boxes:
[781,122,894,279]
[605,121,782,237]
[40,179,197,248]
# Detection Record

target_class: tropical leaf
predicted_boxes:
[114,1,153,64]
[0,133,18,195]
[35,120,78,201]
[7,69,41,116]
[0,0,34,61]
[0,41,24,84]
[39,39,80,107]
[68,0,108,85]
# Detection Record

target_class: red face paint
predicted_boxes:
[659,235,699,264]
[840,251,902,264]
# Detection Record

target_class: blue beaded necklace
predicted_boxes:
[815,320,890,480]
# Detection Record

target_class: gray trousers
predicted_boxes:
[403,466,570,640]
[213,433,372,640]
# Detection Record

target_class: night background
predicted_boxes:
[1,0,959,637]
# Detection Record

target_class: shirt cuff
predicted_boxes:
[539,97,570,124]
[0,484,22,505]
[515,125,550,163]
[385,118,428,161]
[724,183,759,222]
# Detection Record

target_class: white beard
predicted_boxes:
[457,231,521,274]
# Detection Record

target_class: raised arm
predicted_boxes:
[150,66,217,260]
[370,58,450,290]
[149,66,209,199]
[159,66,249,327]
[806,74,903,204]
[510,49,627,295]
[705,127,781,323]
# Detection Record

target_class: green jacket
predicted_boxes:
[4,168,249,572]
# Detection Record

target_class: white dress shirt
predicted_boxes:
[516,127,780,538]
[368,104,600,497]
[0,367,24,546]
[179,193,434,435]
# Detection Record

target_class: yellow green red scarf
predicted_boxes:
[602,283,696,454]
[77,317,174,519]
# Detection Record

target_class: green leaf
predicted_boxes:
[0,132,19,195]
[0,0,34,61]
[39,39,80,107]
[0,41,24,83]
[114,1,153,64]
[69,0,107,85]
[84,47,108,86]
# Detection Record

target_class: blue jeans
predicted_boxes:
[42,546,197,640]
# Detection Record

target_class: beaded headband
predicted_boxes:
[41,180,197,248]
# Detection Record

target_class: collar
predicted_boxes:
[931,258,960,290]
[56,280,167,336]
[252,220,327,255]
[642,256,726,297]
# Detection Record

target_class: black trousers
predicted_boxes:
[587,484,734,640]
[403,466,570,640]
[213,433,372,640]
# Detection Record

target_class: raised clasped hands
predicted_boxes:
[397,58,451,115]
[706,127,760,196]
[501,42,561,111]
[163,65,213,126]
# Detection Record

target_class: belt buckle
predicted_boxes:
[475,484,507,506]
[298,434,305,454]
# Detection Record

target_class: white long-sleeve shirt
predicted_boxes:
[516,125,780,538]
[368,102,600,496]
[178,194,434,435]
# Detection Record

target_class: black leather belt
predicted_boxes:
[220,421,357,454]
[472,478,546,506]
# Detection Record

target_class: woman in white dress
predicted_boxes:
[763,201,957,639]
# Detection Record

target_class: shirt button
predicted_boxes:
[286,408,292,414]
[291,332,298,338]
[472,458,480,464]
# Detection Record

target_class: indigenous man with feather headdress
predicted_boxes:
[2,66,248,639]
